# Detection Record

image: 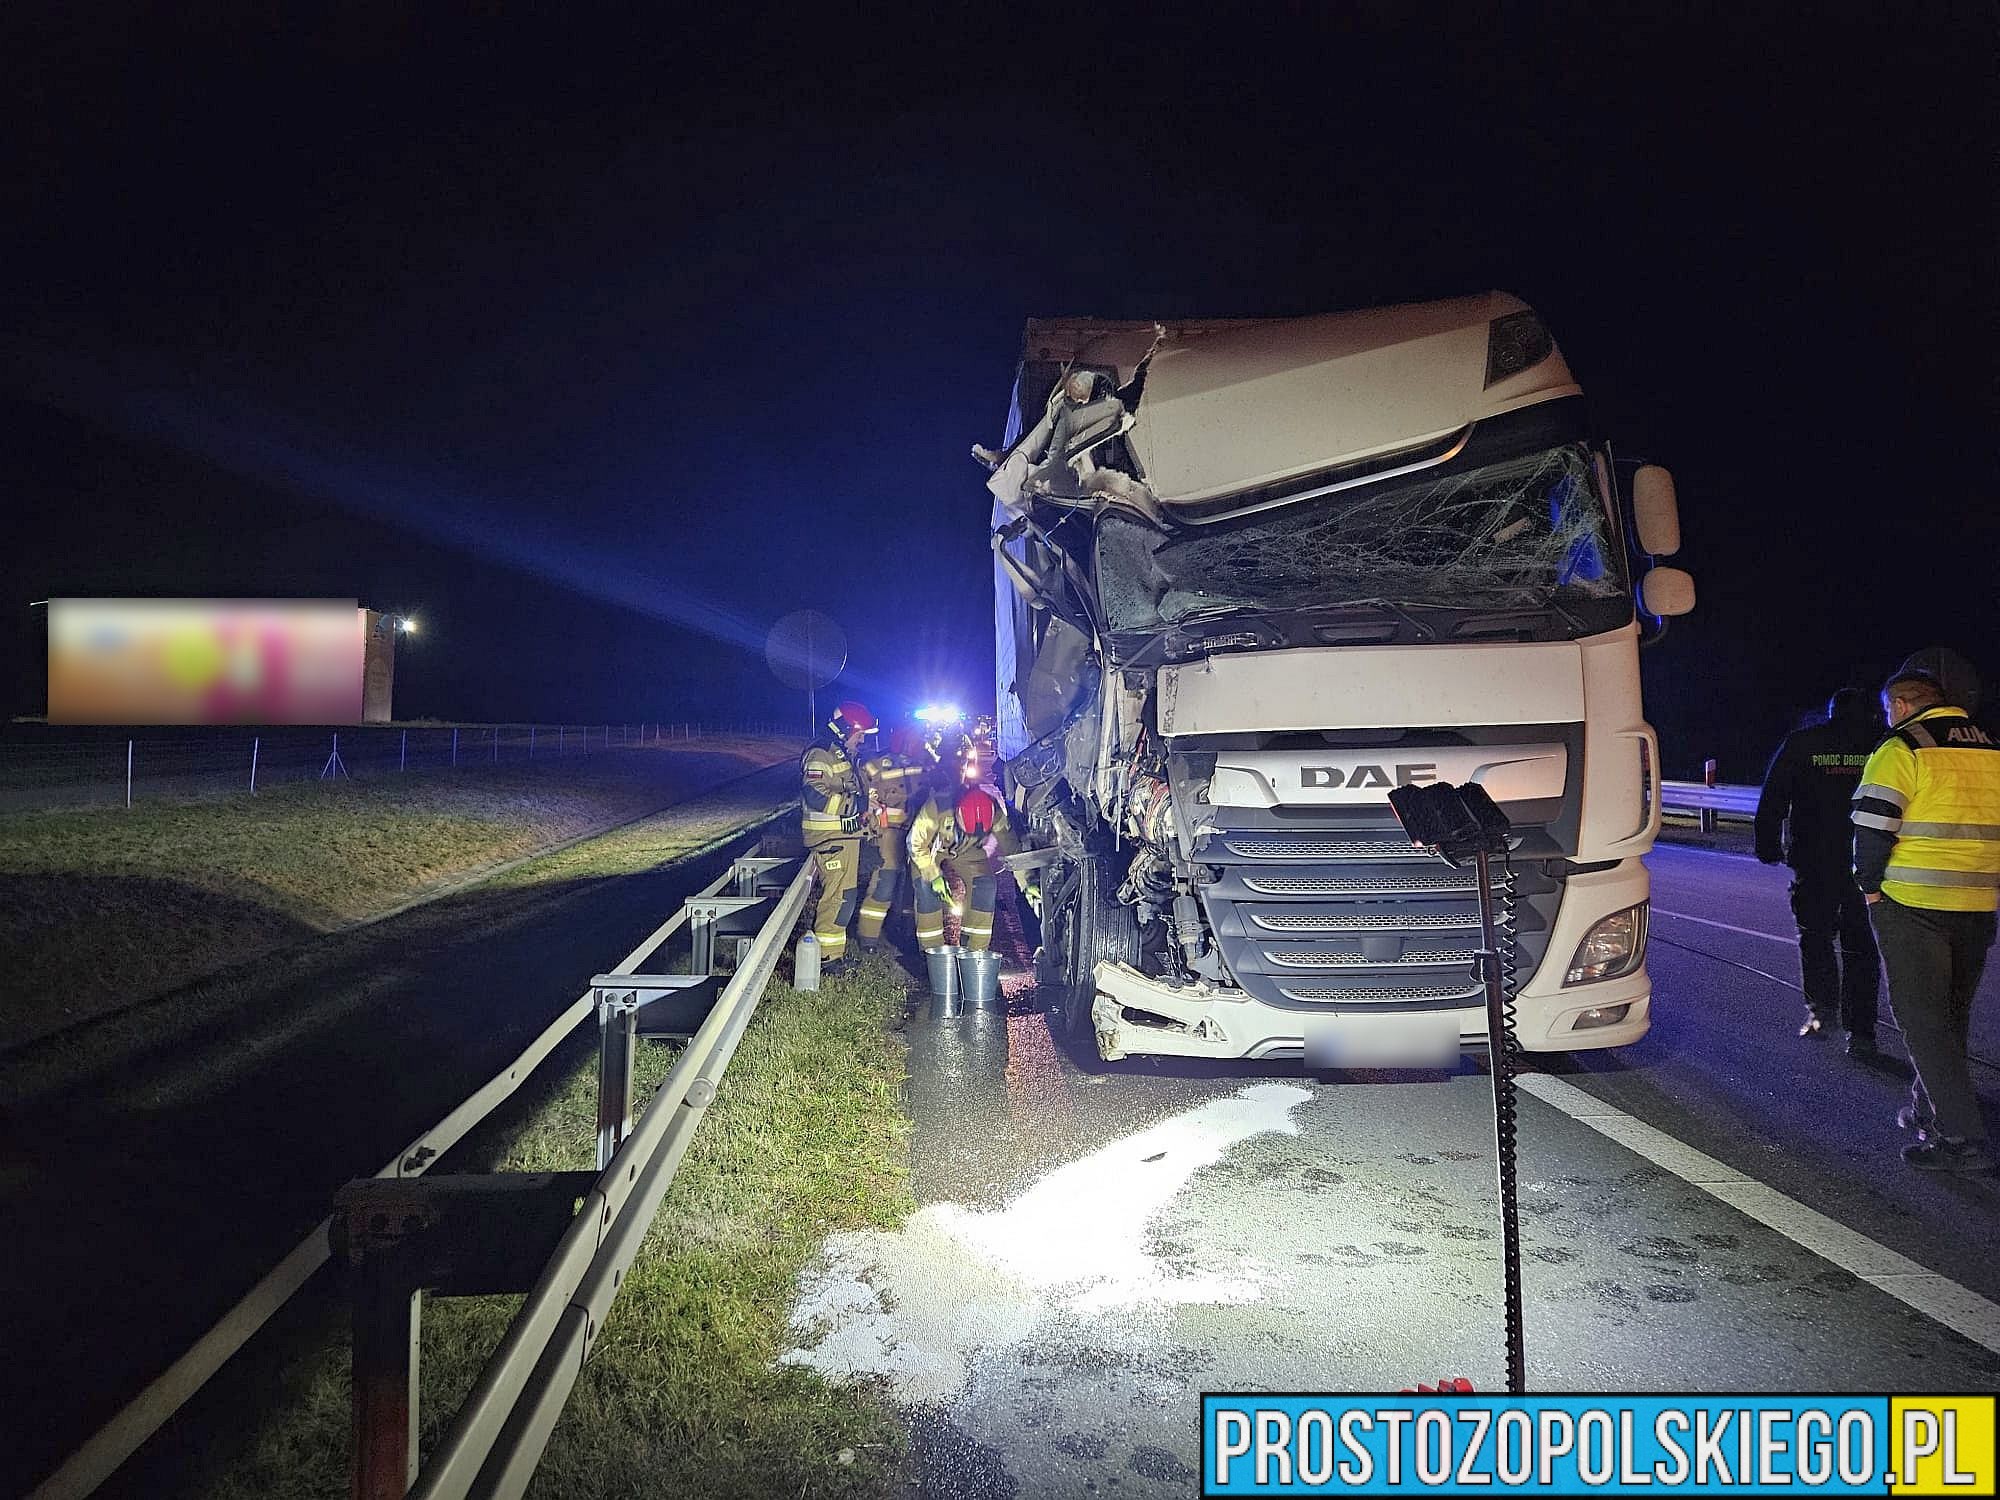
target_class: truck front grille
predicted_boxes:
[1199,812,1564,1012]
[1244,870,1478,896]
[1221,837,1420,860]
[1266,947,1476,969]
[1278,982,1484,1003]
[1251,911,1476,932]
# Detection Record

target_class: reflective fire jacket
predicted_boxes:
[907,794,1020,884]
[800,739,865,847]
[859,751,924,831]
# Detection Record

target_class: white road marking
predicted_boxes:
[1519,1071,2000,1355]
[1652,907,1794,945]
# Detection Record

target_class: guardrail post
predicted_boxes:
[529,724,536,759]
[333,1175,595,1498]
[688,902,718,977]
[731,857,789,897]
[596,986,639,1170]
[351,1272,421,1499]
[1701,757,1719,834]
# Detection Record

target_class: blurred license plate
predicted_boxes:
[1304,1010,1460,1069]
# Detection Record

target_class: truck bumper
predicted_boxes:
[1089,859,1654,1062]
[1089,964,1651,1061]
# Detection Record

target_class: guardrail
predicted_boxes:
[347,855,810,1499]
[31,811,798,1500]
[1660,779,1758,823]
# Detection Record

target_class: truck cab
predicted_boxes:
[988,293,1692,1063]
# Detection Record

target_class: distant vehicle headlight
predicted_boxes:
[1564,903,1648,985]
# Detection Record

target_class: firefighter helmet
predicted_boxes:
[829,701,876,740]
[956,787,998,836]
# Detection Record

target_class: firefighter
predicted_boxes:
[855,726,926,951]
[801,700,874,970]
[1853,670,2000,1171]
[909,782,1025,954]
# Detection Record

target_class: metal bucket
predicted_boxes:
[925,946,963,1019]
[957,948,1003,1010]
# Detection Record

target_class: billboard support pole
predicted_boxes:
[251,737,260,793]
[126,740,133,809]
[322,734,349,781]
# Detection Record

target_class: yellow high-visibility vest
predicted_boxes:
[1853,707,2000,911]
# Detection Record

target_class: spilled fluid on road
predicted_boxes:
[783,1083,1311,1402]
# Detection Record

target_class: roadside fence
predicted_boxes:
[0,721,795,814]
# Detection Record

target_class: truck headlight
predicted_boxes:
[1564,903,1648,985]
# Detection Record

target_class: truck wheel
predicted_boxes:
[1063,856,1139,1048]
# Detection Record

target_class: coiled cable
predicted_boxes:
[1487,849,1525,1393]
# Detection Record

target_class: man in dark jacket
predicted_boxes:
[1756,688,1885,1052]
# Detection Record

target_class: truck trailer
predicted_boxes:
[984,292,1694,1063]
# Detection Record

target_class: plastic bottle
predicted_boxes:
[794,931,822,992]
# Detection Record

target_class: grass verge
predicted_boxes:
[202,955,914,1500]
[0,737,796,1049]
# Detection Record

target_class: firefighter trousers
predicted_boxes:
[856,822,905,942]
[808,834,862,961]
[914,868,998,951]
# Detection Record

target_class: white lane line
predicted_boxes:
[1652,907,1794,945]
[1518,1071,2000,1355]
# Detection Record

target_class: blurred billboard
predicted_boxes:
[48,599,367,724]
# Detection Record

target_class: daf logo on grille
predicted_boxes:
[1299,762,1439,790]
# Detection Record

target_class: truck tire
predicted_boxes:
[1061,856,1140,1049]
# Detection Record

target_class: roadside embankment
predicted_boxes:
[198,956,915,1500]
[0,736,799,1051]
[3,773,807,1497]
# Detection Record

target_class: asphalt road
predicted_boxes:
[785,839,2000,1499]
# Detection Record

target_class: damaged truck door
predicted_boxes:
[982,294,1692,1063]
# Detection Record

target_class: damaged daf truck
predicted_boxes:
[983,293,1695,1063]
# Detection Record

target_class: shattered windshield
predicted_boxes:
[1095,443,1626,633]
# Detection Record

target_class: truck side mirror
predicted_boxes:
[1631,466,1681,556]
[1639,565,1695,618]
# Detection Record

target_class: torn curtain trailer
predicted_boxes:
[984,292,1695,1063]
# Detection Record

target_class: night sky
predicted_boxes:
[2,6,1993,777]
